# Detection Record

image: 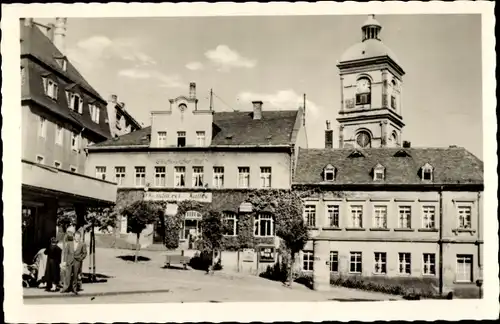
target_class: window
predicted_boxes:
[457,206,472,229]
[55,124,63,145]
[55,57,67,71]
[192,167,204,188]
[154,166,166,187]
[421,163,433,181]
[38,116,47,138]
[303,251,314,271]
[157,132,167,147]
[54,161,61,169]
[423,253,436,275]
[391,95,397,109]
[304,204,316,228]
[260,167,272,188]
[177,131,186,147]
[398,253,411,274]
[174,167,186,187]
[70,166,77,173]
[329,251,339,272]
[36,155,44,164]
[196,131,205,147]
[238,167,250,188]
[115,167,126,186]
[327,205,340,228]
[349,252,362,274]
[70,132,79,151]
[356,77,371,105]
[356,131,372,148]
[45,78,58,100]
[323,164,335,181]
[373,206,387,229]
[373,164,385,181]
[254,214,274,237]
[422,206,436,229]
[134,166,146,187]
[90,104,100,123]
[398,206,412,229]
[456,255,473,282]
[374,252,387,274]
[213,167,224,188]
[68,93,83,114]
[350,205,363,228]
[95,166,106,180]
[223,212,238,236]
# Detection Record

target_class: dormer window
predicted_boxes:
[373,164,385,181]
[323,164,336,181]
[421,163,434,181]
[66,91,83,114]
[89,104,100,123]
[42,77,58,100]
[55,56,68,71]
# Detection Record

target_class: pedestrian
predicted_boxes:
[60,231,87,295]
[44,237,62,292]
[33,247,47,288]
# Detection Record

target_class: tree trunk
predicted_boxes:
[288,252,295,288]
[92,226,96,281]
[134,233,140,263]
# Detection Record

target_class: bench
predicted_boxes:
[165,254,191,270]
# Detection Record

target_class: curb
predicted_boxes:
[24,288,172,300]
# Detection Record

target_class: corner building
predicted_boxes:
[293,16,484,293]
[86,82,307,271]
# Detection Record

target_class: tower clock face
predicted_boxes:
[357,78,371,93]
[356,132,371,148]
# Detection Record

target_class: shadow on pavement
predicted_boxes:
[116,255,151,262]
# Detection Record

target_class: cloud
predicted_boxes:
[205,45,256,71]
[236,90,320,117]
[118,69,184,88]
[185,61,204,71]
[66,35,157,72]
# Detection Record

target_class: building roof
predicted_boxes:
[21,20,111,140]
[91,110,300,148]
[340,39,401,66]
[293,147,483,186]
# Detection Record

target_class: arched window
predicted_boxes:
[356,130,372,148]
[356,77,371,105]
[389,131,399,147]
[421,163,434,181]
[323,164,336,181]
[373,163,385,181]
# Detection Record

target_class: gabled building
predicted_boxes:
[86,82,307,264]
[293,15,484,295]
[106,94,142,138]
[20,18,117,262]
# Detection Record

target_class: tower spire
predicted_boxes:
[362,14,382,41]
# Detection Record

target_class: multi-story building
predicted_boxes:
[21,18,117,262]
[293,15,484,293]
[86,82,307,261]
[106,94,142,138]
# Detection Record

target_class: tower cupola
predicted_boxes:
[362,14,382,41]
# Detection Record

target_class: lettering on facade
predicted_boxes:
[155,158,208,165]
[239,202,253,213]
[144,191,212,202]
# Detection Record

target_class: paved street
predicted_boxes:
[24,247,399,304]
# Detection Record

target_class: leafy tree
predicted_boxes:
[121,200,161,262]
[199,210,231,268]
[56,207,76,234]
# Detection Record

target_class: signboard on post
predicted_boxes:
[144,191,212,203]
[242,248,255,262]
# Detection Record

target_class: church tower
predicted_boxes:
[337,15,405,149]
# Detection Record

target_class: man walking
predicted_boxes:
[61,231,87,295]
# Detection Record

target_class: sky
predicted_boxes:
[37,14,483,159]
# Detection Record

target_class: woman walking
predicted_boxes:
[44,237,62,292]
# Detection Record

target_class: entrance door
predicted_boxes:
[22,206,37,263]
[182,211,202,249]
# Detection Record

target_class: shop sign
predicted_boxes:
[258,246,275,263]
[144,191,212,202]
[239,202,253,213]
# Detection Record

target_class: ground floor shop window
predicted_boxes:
[180,211,202,246]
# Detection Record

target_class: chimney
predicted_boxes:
[47,23,55,41]
[403,141,411,148]
[189,82,196,99]
[109,94,118,103]
[325,120,333,149]
[53,18,67,54]
[252,101,263,120]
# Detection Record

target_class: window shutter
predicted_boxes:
[53,84,59,100]
[42,77,48,93]
[96,107,100,122]
[78,98,83,114]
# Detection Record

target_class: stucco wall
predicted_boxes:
[86,150,292,189]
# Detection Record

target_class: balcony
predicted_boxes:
[22,159,117,205]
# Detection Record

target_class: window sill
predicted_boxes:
[308,227,320,230]
[418,228,438,232]
[453,280,474,285]
[323,227,342,231]
[394,228,415,232]
[345,228,366,231]
[254,236,275,238]
[369,228,390,231]
[452,229,476,234]
[372,272,387,276]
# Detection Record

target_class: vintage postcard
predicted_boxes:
[2,1,498,323]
